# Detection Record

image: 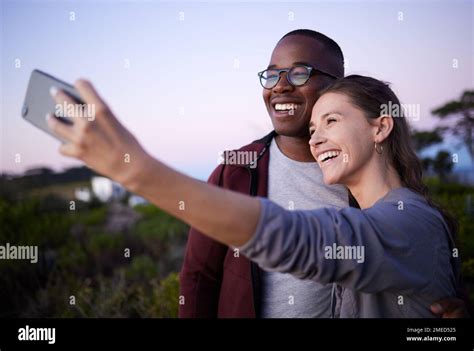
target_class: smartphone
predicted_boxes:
[21,69,83,142]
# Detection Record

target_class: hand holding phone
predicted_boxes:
[33,74,150,189]
[21,69,84,142]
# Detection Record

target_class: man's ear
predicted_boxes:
[373,114,394,143]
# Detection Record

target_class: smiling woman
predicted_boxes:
[46,74,460,318]
[310,75,457,229]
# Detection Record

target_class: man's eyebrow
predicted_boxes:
[267,61,312,69]
[293,61,311,66]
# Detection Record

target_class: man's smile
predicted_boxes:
[271,99,303,118]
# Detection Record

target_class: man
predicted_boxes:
[179,29,468,318]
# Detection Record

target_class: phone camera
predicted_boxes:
[21,104,28,117]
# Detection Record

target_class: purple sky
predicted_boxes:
[1,0,472,179]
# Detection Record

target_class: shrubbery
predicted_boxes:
[0,195,187,317]
[0,177,473,317]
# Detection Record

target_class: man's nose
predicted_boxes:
[272,72,294,94]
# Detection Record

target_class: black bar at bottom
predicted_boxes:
[0,318,472,349]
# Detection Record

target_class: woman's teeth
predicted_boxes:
[274,103,298,111]
[318,150,341,163]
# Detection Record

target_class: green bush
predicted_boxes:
[134,205,188,242]
[0,195,187,318]
[89,232,125,252]
[73,206,107,226]
[126,255,159,281]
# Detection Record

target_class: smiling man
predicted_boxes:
[178,29,468,318]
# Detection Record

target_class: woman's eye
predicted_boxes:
[309,129,315,136]
[327,118,336,124]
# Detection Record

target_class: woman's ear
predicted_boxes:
[373,114,394,143]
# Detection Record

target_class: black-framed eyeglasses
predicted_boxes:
[257,64,338,89]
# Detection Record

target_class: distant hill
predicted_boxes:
[0,166,98,200]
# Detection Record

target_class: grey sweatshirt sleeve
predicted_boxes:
[238,195,452,295]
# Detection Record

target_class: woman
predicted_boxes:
[47,75,459,317]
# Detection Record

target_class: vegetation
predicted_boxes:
[0,175,473,317]
[0,193,187,318]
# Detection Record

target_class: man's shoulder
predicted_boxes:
[207,131,275,184]
[219,130,275,166]
[231,130,276,153]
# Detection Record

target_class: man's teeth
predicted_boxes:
[275,103,298,111]
[318,151,341,163]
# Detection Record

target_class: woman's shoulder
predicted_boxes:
[376,187,425,205]
[365,187,448,233]
[370,187,437,214]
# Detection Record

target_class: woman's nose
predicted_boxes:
[309,132,326,147]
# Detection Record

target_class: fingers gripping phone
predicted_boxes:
[21,69,83,142]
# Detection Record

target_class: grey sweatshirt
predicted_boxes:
[239,188,459,318]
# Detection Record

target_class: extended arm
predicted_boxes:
[47,80,260,247]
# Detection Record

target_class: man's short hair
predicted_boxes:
[280,29,344,72]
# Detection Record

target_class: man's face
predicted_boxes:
[263,35,341,138]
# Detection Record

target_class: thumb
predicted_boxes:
[430,298,464,315]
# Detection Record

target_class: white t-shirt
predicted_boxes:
[260,139,348,318]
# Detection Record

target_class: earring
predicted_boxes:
[374,142,383,154]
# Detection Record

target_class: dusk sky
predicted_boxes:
[1,0,472,180]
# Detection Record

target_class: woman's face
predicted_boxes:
[309,92,379,186]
